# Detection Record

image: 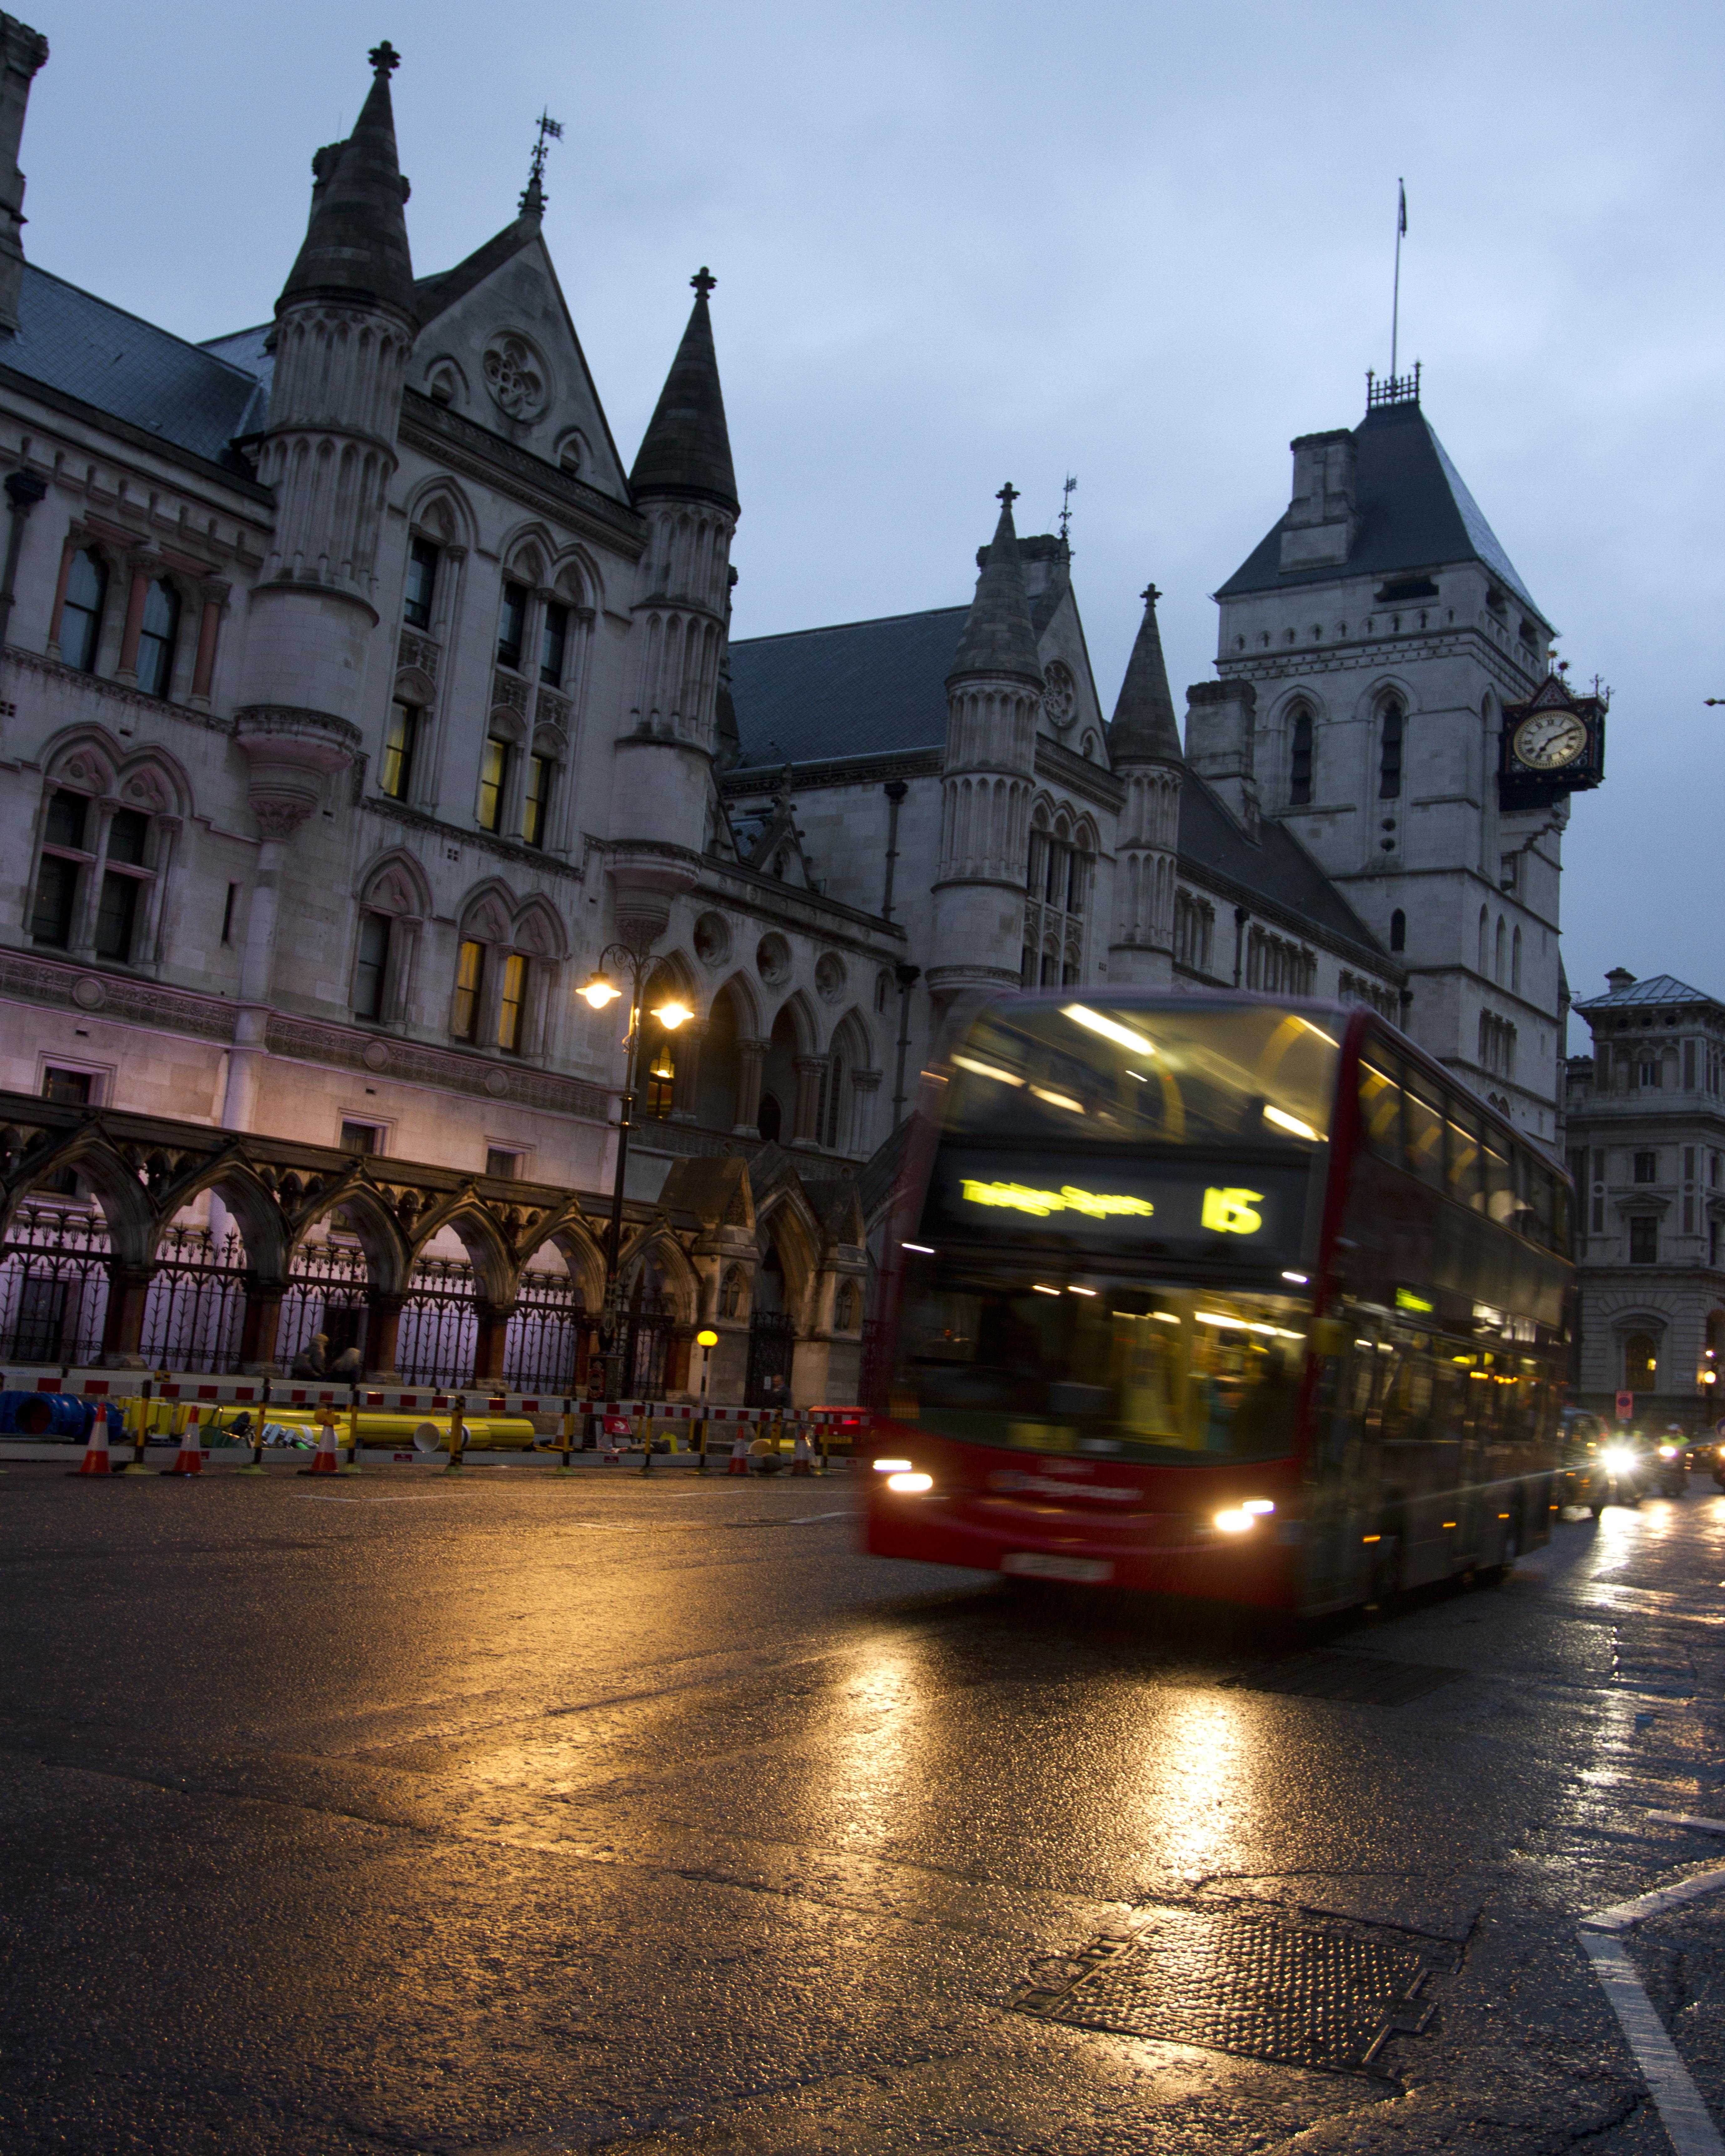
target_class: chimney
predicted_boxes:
[1279,428,1358,572]
[1185,679,1259,837]
[0,16,46,334]
[1605,967,1636,992]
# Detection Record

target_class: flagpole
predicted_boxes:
[1391,177,1405,381]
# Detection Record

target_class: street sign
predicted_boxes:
[1615,1391,1634,1422]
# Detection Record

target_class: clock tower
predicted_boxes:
[1206,370,1606,1145]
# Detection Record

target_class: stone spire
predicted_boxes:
[277,42,416,323]
[1109,584,1184,764]
[947,486,1042,687]
[630,269,738,512]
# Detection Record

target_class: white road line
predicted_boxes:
[1649,1812,1725,1835]
[790,1510,855,1524]
[1578,1933,1725,2155]
[294,1495,447,1505]
[1581,1867,1725,1934]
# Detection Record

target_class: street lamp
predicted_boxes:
[581,942,692,1400]
[694,1326,719,1473]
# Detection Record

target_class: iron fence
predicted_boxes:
[0,1205,109,1368]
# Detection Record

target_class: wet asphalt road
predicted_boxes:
[2,1462,1725,2153]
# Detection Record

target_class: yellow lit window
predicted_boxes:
[522,754,551,848]
[452,939,484,1041]
[498,953,528,1053]
[380,701,418,799]
[476,737,510,831]
[646,1035,676,1117]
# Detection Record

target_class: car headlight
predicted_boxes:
[1602,1447,1636,1472]
[872,1458,913,1474]
[1658,1445,1680,1461]
[885,1471,933,1494]
[1214,1508,1255,1534]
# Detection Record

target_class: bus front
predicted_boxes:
[868,994,1341,1605]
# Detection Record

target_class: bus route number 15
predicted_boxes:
[1201,1187,1264,1235]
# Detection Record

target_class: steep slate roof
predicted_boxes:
[1218,396,1545,621]
[629,278,737,511]
[1574,973,1718,1013]
[6,265,268,463]
[948,493,1042,685]
[728,605,967,768]
[1178,778,1390,960]
[1108,585,1183,764]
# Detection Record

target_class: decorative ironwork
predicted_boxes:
[139,1225,247,1373]
[509,1265,595,1395]
[0,1205,108,1368]
[746,1309,795,1409]
[1365,361,1420,409]
[277,1238,371,1372]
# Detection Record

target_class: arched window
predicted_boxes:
[522,751,553,847]
[380,700,420,800]
[645,1032,677,1117]
[1478,907,1490,974]
[1288,707,1313,805]
[353,913,391,1021]
[60,549,107,672]
[136,579,179,699]
[1390,908,1406,953]
[1495,916,1507,984]
[720,1265,745,1319]
[1624,1332,1659,1392]
[1511,924,1522,993]
[29,765,171,965]
[835,1279,859,1332]
[452,939,484,1042]
[497,953,528,1054]
[1378,697,1403,800]
[476,733,512,832]
[757,1092,782,1144]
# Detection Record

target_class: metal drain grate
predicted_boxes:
[1233,1652,1464,1706]
[1015,1907,1438,2074]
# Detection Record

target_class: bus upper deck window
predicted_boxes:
[1404,1082,1444,1188]
[1358,1058,1400,1161]
[1445,1103,1484,1210]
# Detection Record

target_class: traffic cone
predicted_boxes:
[727,1432,750,1476]
[163,1406,205,1476]
[296,1411,340,1477]
[789,1428,813,1477]
[70,1403,114,1476]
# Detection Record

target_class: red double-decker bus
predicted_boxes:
[866,993,1572,1613]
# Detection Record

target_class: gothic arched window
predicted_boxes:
[1624,1332,1658,1391]
[1390,908,1406,953]
[1288,707,1313,806]
[60,549,107,672]
[1378,696,1404,800]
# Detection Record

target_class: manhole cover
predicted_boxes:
[1015,1907,1439,2074]
[1233,1652,1464,1706]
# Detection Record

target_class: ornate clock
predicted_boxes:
[1498,673,1606,809]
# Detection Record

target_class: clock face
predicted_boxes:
[1512,710,1588,771]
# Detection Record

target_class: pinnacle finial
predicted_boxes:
[520,109,561,216]
[996,481,1019,509]
[368,41,401,75]
[1141,583,1161,606]
[691,266,717,299]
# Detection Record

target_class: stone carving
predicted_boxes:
[71,976,106,1010]
[252,799,315,842]
[815,952,846,1003]
[491,669,529,715]
[1042,660,1077,729]
[536,685,571,730]
[756,933,791,986]
[0,950,233,1040]
[482,331,548,421]
[398,629,440,681]
[262,1014,610,1121]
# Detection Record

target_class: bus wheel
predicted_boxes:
[1367,1534,1401,1607]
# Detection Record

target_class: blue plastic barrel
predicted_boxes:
[0,1391,95,1439]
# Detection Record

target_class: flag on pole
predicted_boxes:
[1398,180,1407,236]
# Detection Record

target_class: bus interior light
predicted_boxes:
[886,1471,934,1494]
[952,1054,1024,1088]
[902,1242,935,1255]
[1213,1508,1255,1534]
[1126,1069,1149,1082]
[1297,1019,1340,1048]
[1030,1086,1084,1113]
[1241,1499,1276,1515]
[873,1458,913,1474]
[1263,1105,1322,1142]
[1062,1004,1157,1057]
[1066,1285,1097,1296]
[1282,1270,1309,1284]
[1152,1311,1181,1323]
[1031,1285,1061,1297]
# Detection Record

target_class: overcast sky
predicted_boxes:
[23,1,1724,1036]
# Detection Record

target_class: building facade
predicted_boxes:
[1565,970,1725,1433]
[0,31,1600,1402]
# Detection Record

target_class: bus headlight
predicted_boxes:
[1214,1508,1254,1534]
[886,1471,934,1494]
[873,1458,913,1473]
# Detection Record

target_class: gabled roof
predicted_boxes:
[1217,395,1545,621]
[728,604,967,769]
[8,264,267,465]
[1179,779,1391,962]
[413,212,540,326]
[1574,973,1718,1013]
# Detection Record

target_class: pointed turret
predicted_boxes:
[947,489,1042,687]
[1109,585,1183,764]
[277,42,416,323]
[630,269,738,512]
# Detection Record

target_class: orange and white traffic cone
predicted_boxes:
[789,1428,814,1477]
[71,1404,113,1477]
[296,1410,340,1477]
[164,1406,205,1476]
[727,1431,750,1476]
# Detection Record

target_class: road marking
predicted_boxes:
[1581,1866,1725,1934]
[1578,1933,1725,2155]
[1648,1812,1725,1836]
[294,1495,448,1505]
[790,1510,854,1523]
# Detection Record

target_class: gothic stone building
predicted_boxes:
[0,30,1592,1401]
[1565,971,1725,1433]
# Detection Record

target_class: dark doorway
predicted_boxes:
[746,1311,795,1409]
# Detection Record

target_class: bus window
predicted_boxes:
[1524,1158,1556,1249]
[1404,1081,1444,1188]
[1482,1128,1514,1224]
[1445,1100,1484,1211]
[1359,1055,1400,1162]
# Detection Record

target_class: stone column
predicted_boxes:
[471,1300,515,1389]
[238,1279,284,1374]
[365,1291,406,1381]
[849,1068,883,1156]
[44,527,79,658]
[734,1037,767,1137]
[113,550,161,684]
[791,1056,826,1149]
[670,1020,703,1123]
[68,796,118,957]
[190,579,230,710]
[137,814,180,966]
[100,1261,156,1368]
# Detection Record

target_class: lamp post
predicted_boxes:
[694,1327,718,1473]
[579,943,693,1400]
